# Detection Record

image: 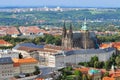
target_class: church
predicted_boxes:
[62,21,100,49]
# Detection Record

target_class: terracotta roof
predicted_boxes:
[12,58,20,67]
[112,42,120,50]
[17,46,43,52]
[0,39,12,46]
[6,27,20,35]
[44,44,62,50]
[35,78,44,80]
[19,26,44,34]
[17,46,57,53]
[12,58,38,64]
[75,67,89,74]
[100,43,111,49]
[111,72,120,78]
[0,26,20,35]
[102,77,115,80]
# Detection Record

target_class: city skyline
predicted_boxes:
[0,0,120,8]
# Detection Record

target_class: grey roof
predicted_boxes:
[64,47,115,56]
[0,57,13,64]
[13,42,44,49]
[73,31,96,39]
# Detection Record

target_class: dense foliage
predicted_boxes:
[97,34,120,42]
[0,34,61,49]
[78,54,118,70]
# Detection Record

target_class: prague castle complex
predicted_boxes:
[48,22,115,67]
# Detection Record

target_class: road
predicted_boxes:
[36,65,58,79]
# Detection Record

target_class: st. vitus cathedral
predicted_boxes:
[62,21,100,49]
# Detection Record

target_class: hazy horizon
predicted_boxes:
[0,0,120,8]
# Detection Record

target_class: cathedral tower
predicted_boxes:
[68,23,73,48]
[62,23,73,49]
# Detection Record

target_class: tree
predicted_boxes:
[87,74,92,80]
[54,37,61,45]
[33,66,40,75]
[84,62,89,67]
[74,70,82,76]
[99,61,105,68]
[104,61,111,70]
[45,35,55,44]
[94,61,100,68]
[19,53,23,59]
[90,56,99,67]
[82,74,88,80]
[65,66,73,71]
[74,70,82,80]
[115,56,120,67]
[103,72,109,77]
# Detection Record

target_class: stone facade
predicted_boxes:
[48,48,115,67]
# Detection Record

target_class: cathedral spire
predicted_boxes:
[62,21,66,38]
[69,23,73,37]
[69,23,72,33]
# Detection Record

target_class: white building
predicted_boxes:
[48,48,116,67]
[0,49,19,58]
[0,57,14,80]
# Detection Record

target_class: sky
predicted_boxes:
[0,0,120,7]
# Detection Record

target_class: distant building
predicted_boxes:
[0,26,20,37]
[0,49,19,58]
[0,57,14,79]
[0,39,12,46]
[19,26,44,35]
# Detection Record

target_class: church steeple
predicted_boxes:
[69,23,73,38]
[62,21,66,38]
[81,18,88,31]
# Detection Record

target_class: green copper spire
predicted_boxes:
[81,18,88,31]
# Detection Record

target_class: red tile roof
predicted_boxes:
[6,27,20,35]
[100,43,111,49]
[17,46,58,53]
[44,44,62,50]
[0,39,12,46]
[102,77,115,80]
[35,78,44,80]
[12,58,38,64]
[19,26,45,34]
[75,67,90,74]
